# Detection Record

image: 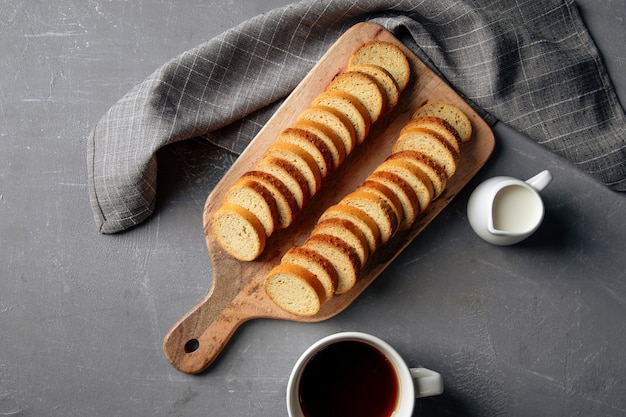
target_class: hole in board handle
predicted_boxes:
[184,338,200,353]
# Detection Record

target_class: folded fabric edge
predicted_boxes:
[87,127,157,234]
[87,127,107,233]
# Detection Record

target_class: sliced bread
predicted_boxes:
[350,63,400,112]
[412,101,473,143]
[255,156,309,209]
[392,127,459,179]
[264,263,325,316]
[291,119,346,169]
[311,90,371,145]
[318,203,381,254]
[401,116,462,155]
[263,141,322,197]
[224,177,279,236]
[298,105,357,155]
[367,170,420,230]
[327,71,386,123]
[356,180,404,229]
[387,150,447,198]
[374,158,434,212]
[312,217,370,267]
[348,40,411,92]
[277,127,334,179]
[241,170,299,230]
[281,246,338,302]
[212,204,266,261]
[303,233,361,294]
[340,189,399,244]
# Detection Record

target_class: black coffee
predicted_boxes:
[298,340,399,417]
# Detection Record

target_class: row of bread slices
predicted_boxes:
[212,41,411,262]
[264,101,473,316]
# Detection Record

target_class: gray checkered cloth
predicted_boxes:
[87,0,626,234]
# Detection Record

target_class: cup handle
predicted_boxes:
[410,368,444,398]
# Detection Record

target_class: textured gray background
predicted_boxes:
[1,1,625,416]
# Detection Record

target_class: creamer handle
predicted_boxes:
[525,170,553,192]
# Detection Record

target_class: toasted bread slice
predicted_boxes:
[277,127,334,179]
[392,127,459,179]
[312,217,370,266]
[298,105,357,155]
[241,170,299,229]
[311,90,371,145]
[350,63,400,112]
[212,204,266,261]
[264,141,322,197]
[224,177,279,236]
[367,171,420,230]
[281,246,338,302]
[256,156,309,209]
[348,40,411,92]
[387,150,447,198]
[341,190,399,244]
[318,204,381,254]
[327,71,386,123]
[401,116,462,155]
[303,233,361,294]
[356,180,404,229]
[412,101,473,143]
[264,264,325,316]
[291,119,346,170]
[374,158,434,213]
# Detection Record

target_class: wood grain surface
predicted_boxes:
[163,22,495,374]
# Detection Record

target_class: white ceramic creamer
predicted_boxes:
[467,170,553,245]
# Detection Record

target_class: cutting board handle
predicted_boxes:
[162,290,248,374]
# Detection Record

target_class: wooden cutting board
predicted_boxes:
[163,22,495,374]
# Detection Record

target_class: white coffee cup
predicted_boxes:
[286,332,443,417]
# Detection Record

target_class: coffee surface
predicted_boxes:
[299,340,398,417]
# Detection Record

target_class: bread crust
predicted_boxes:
[291,119,347,169]
[256,157,310,213]
[264,141,322,197]
[357,180,404,228]
[401,116,462,155]
[374,158,435,213]
[277,127,335,179]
